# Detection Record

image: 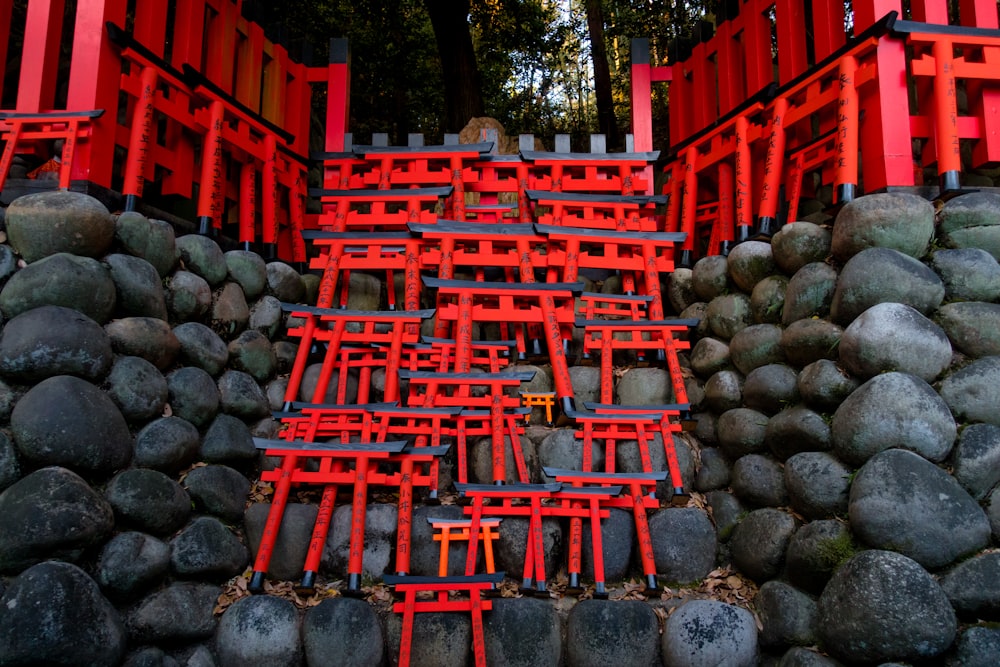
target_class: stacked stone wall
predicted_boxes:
[0,189,999,665]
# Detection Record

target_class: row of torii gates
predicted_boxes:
[2,0,999,263]
[3,2,1000,666]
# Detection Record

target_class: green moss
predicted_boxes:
[815,531,858,569]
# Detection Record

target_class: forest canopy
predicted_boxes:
[248,0,718,151]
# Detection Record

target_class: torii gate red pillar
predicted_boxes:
[64,0,128,187]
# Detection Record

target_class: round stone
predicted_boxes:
[831,192,935,261]
[11,375,132,475]
[0,252,116,322]
[5,190,115,262]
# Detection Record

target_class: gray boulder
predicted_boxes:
[567,600,660,667]
[831,372,956,465]
[649,507,717,584]
[183,465,250,523]
[939,191,1000,260]
[133,416,201,472]
[783,452,850,520]
[385,611,470,667]
[680,302,712,339]
[170,516,249,580]
[938,356,1000,425]
[930,248,1000,301]
[782,261,837,325]
[668,268,698,312]
[946,626,1000,667]
[303,597,384,667]
[105,253,168,320]
[105,468,191,535]
[771,221,832,274]
[124,581,220,643]
[201,413,257,463]
[617,432,696,499]
[106,355,168,423]
[244,502,316,581]
[0,252,116,322]
[706,293,753,341]
[703,370,743,412]
[849,449,990,569]
[105,316,180,370]
[11,375,132,474]
[494,517,562,586]
[173,322,229,376]
[706,490,745,542]
[765,405,831,461]
[729,508,796,582]
[95,531,170,602]
[743,363,798,415]
[211,282,250,338]
[937,301,1000,358]
[167,367,220,428]
[661,599,759,667]
[483,598,562,667]
[248,294,284,339]
[582,507,634,583]
[817,550,956,663]
[340,271,382,311]
[0,245,14,284]
[938,552,1000,621]
[0,466,114,572]
[224,250,267,300]
[569,365,602,405]
[216,596,301,667]
[717,408,769,458]
[0,305,113,382]
[831,247,944,325]
[731,453,787,507]
[692,255,730,300]
[951,423,1000,500]
[265,261,306,303]
[5,190,115,261]
[323,503,396,579]
[0,432,20,493]
[538,428,604,477]
[693,411,719,445]
[729,324,784,375]
[115,212,177,277]
[749,275,787,325]
[757,580,818,648]
[831,192,935,261]
[689,337,732,378]
[176,234,228,286]
[777,647,843,666]
[695,446,731,492]
[989,486,1000,542]
[218,369,270,419]
[839,302,952,381]
[0,561,125,667]
[779,319,843,367]
[408,505,469,577]
[0,378,15,424]
[166,270,212,321]
[617,366,673,404]
[796,360,858,411]
[227,330,277,382]
[121,647,179,667]
[727,240,775,292]
[785,519,854,594]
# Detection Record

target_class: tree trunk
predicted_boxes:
[424,0,485,132]
[586,0,620,149]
